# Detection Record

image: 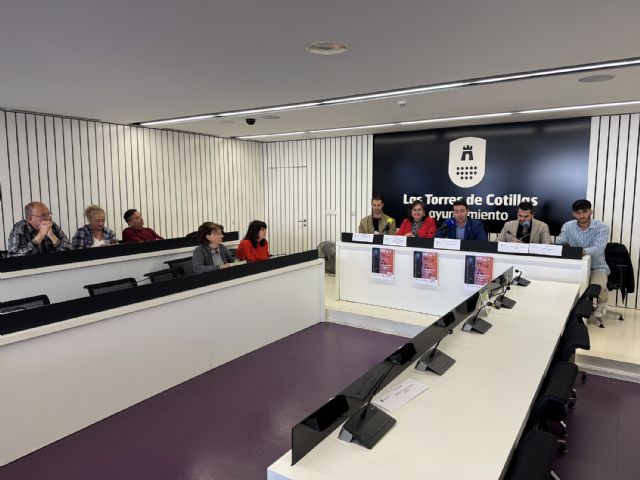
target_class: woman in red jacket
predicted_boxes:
[237,220,270,262]
[397,200,437,238]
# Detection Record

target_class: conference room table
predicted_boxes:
[268,278,579,480]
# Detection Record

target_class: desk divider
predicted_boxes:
[290,267,513,465]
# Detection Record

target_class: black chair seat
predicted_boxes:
[144,267,185,284]
[0,294,50,314]
[84,278,137,296]
[507,430,559,480]
[165,256,194,275]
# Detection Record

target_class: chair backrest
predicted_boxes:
[555,321,590,362]
[0,294,50,314]
[0,250,8,259]
[533,361,578,423]
[83,278,137,296]
[317,241,336,274]
[506,430,558,480]
[165,256,194,275]
[145,267,184,284]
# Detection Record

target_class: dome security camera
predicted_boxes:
[246,118,256,125]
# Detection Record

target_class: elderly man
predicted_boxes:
[496,201,552,244]
[358,195,397,235]
[122,209,164,243]
[7,202,72,256]
[557,199,610,327]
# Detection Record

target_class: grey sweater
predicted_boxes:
[192,244,237,273]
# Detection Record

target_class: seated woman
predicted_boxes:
[397,200,437,238]
[192,222,237,273]
[237,220,270,262]
[72,205,118,248]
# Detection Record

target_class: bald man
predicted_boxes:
[7,202,72,256]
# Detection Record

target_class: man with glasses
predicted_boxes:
[7,202,72,256]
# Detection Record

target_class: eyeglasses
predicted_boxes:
[30,212,53,219]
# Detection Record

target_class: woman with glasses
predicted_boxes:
[72,205,118,248]
[397,199,437,238]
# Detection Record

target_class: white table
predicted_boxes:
[0,257,324,466]
[268,279,579,480]
[0,239,238,303]
[337,241,589,316]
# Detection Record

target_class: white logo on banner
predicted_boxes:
[448,137,486,188]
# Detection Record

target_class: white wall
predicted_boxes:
[263,136,373,254]
[0,109,265,249]
[587,115,640,309]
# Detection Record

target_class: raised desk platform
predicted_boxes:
[0,235,239,303]
[268,279,579,480]
[337,236,589,316]
[0,253,323,466]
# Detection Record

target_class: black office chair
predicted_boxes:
[569,284,600,324]
[83,278,137,296]
[605,243,634,321]
[532,361,579,454]
[506,430,561,480]
[165,256,195,276]
[144,267,185,284]
[0,294,50,314]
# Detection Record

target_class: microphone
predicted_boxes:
[382,217,393,233]
[462,302,493,333]
[339,343,416,448]
[512,268,531,286]
[416,329,455,375]
[506,230,530,242]
[436,218,455,233]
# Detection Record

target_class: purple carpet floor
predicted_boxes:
[552,374,640,480]
[0,323,406,480]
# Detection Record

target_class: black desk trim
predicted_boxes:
[340,232,582,259]
[0,232,239,273]
[0,250,317,335]
[290,268,512,465]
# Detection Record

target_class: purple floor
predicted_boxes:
[3,324,640,480]
[552,374,640,480]
[0,323,406,480]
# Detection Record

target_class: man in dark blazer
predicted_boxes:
[435,200,487,240]
[496,201,552,244]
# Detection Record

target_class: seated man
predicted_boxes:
[496,201,552,244]
[435,200,487,240]
[7,202,72,256]
[557,199,610,327]
[122,209,164,243]
[358,194,397,235]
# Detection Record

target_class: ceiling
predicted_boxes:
[1,0,639,141]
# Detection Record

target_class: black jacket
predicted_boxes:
[605,243,635,300]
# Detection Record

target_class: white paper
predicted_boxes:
[352,233,374,243]
[382,235,407,247]
[372,378,430,412]
[497,241,530,254]
[413,277,438,286]
[433,238,461,251]
[529,243,563,257]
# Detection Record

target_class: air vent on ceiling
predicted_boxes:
[306,40,349,55]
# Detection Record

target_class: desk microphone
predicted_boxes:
[462,303,493,334]
[512,268,531,286]
[436,219,455,233]
[416,329,455,375]
[506,230,530,241]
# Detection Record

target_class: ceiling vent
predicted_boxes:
[306,40,349,55]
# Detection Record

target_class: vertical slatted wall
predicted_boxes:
[0,109,264,250]
[263,136,373,255]
[588,115,640,309]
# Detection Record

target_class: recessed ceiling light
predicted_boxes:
[578,74,616,83]
[306,40,349,55]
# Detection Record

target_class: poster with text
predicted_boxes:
[464,255,494,290]
[413,251,438,286]
[371,247,395,280]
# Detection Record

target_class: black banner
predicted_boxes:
[372,118,591,234]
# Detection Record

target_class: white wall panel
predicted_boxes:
[263,136,373,255]
[0,109,264,253]
[588,114,640,309]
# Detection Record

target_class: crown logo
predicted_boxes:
[461,145,474,161]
